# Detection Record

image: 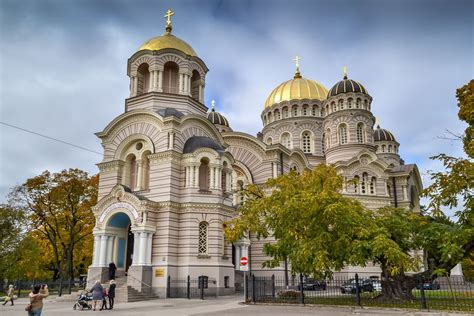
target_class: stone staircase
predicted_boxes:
[114,276,159,302]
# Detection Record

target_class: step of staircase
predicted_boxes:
[113,279,159,303]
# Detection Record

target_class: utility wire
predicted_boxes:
[0,121,102,156]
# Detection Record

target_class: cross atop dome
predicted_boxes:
[164,9,174,33]
[343,65,348,79]
[293,55,302,79]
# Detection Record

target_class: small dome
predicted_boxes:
[328,73,368,97]
[183,136,224,154]
[207,108,230,127]
[373,126,396,142]
[264,74,328,109]
[138,32,197,56]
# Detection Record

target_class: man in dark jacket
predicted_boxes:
[108,262,117,280]
[108,280,116,310]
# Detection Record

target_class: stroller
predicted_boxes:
[73,290,93,310]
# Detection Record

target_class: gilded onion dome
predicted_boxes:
[328,69,368,97]
[373,125,396,142]
[264,66,328,109]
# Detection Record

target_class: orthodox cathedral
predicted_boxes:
[87,10,422,299]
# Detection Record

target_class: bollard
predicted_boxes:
[245,273,249,302]
[271,274,275,299]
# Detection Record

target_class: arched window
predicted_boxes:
[357,123,365,143]
[361,173,368,194]
[370,177,376,194]
[263,116,267,125]
[331,102,336,112]
[266,137,273,145]
[320,109,324,117]
[222,162,228,192]
[302,131,312,153]
[268,112,273,123]
[338,99,344,110]
[303,105,308,116]
[382,145,386,152]
[394,145,398,153]
[325,104,329,115]
[375,145,379,152]
[353,175,360,193]
[199,157,210,191]
[356,98,361,109]
[282,107,289,118]
[125,154,137,191]
[312,105,317,116]
[292,105,298,117]
[347,98,353,108]
[280,132,292,149]
[322,133,325,153]
[198,222,208,255]
[141,150,151,190]
[364,99,368,110]
[325,129,331,148]
[388,145,392,153]
[191,70,201,100]
[339,124,348,144]
[136,63,150,95]
[163,62,179,94]
[275,109,281,120]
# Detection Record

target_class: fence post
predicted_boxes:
[166,275,171,298]
[419,280,428,310]
[252,274,256,303]
[355,273,361,307]
[245,273,249,302]
[271,274,275,299]
[299,274,305,305]
[186,275,190,299]
[16,280,20,298]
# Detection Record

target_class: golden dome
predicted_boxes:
[264,74,328,109]
[138,32,197,56]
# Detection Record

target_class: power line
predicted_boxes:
[0,121,102,156]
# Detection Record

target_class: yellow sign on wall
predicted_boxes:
[155,268,165,277]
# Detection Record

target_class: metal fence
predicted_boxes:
[166,275,217,299]
[2,278,87,298]
[248,273,474,312]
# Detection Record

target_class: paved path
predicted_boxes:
[0,295,469,316]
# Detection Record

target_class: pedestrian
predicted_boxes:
[26,284,48,316]
[100,287,108,310]
[90,280,103,311]
[108,261,117,280]
[108,280,116,310]
[2,284,14,306]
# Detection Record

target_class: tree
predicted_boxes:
[8,169,98,287]
[0,204,27,279]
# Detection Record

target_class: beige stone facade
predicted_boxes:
[87,22,422,297]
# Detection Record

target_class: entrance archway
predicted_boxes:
[107,212,133,272]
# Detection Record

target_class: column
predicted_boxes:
[170,132,174,149]
[132,232,139,265]
[210,167,215,189]
[130,77,135,97]
[107,236,115,264]
[179,73,184,94]
[92,235,101,266]
[133,76,138,96]
[235,245,241,270]
[402,185,408,201]
[157,70,163,92]
[99,235,108,267]
[226,173,231,192]
[148,71,155,93]
[153,70,158,91]
[194,165,199,188]
[138,231,147,265]
[183,74,188,94]
[217,168,222,189]
[272,162,278,178]
[146,233,153,265]
[188,75,192,96]
[136,160,143,191]
[200,84,205,103]
[198,84,203,102]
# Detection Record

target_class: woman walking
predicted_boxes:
[108,280,116,310]
[2,284,14,306]
[27,284,48,316]
[90,280,103,311]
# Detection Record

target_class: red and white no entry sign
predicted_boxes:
[240,256,248,266]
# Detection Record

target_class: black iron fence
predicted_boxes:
[248,273,474,312]
[166,275,217,299]
[1,277,88,298]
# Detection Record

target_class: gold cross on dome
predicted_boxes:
[293,55,302,71]
[164,9,174,27]
[343,65,348,79]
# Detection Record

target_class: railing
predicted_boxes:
[166,275,217,299]
[248,273,474,312]
[127,273,153,293]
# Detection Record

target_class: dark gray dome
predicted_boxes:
[373,126,396,142]
[328,75,368,97]
[183,136,224,154]
[207,108,229,127]
[157,108,184,118]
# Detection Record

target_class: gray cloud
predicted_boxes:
[0,0,472,204]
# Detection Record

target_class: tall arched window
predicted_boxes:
[325,104,329,115]
[303,105,308,116]
[364,99,368,109]
[268,112,273,122]
[325,129,331,148]
[141,150,151,190]
[191,70,201,100]
[361,173,368,194]
[356,98,361,109]
[353,175,360,193]
[339,124,348,144]
[163,62,179,94]
[198,222,208,255]
[332,102,336,112]
[388,145,392,153]
[125,154,137,191]
[222,162,228,192]
[357,123,365,143]
[312,105,317,116]
[266,137,273,145]
[280,132,292,149]
[275,109,281,120]
[302,131,312,153]
[338,99,344,110]
[347,98,353,108]
[136,63,150,95]
[292,105,298,117]
[382,145,386,152]
[282,107,289,118]
[199,157,210,191]
[370,177,376,194]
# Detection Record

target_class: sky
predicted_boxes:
[0,0,472,204]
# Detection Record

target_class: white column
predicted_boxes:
[272,162,278,178]
[133,76,138,96]
[136,160,143,191]
[148,71,155,93]
[194,165,199,188]
[170,132,174,149]
[216,168,222,189]
[179,73,184,94]
[92,235,101,266]
[158,70,163,92]
[188,75,192,96]
[153,70,159,91]
[198,84,203,102]
[402,185,408,201]
[183,74,188,94]
[235,245,241,270]
[130,77,135,97]
[226,173,231,192]
[107,236,115,264]
[132,232,139,266]
[185,166,190,187]
[138,231,147,265]
[210,167,215,189]
[99,235,108,267]
[146,233,153,265]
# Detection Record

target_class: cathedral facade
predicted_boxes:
[87,14,422,298]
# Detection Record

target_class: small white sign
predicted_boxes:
[240,264,248,272]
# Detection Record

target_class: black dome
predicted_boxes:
[183,136,224,154]
[373,126,396,142]
[207,108,230,127]
[328,76,368,97]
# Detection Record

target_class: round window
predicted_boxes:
[135,142,143,150]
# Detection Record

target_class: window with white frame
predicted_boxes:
[338,99,344,110]
[339,124,348,144]
[370,177,376,194]
[361,173,368,194]
[280,132,292,149]
[198,221,208,255]
[292,105,298,117]
[302,131,312,153]
[357,123,365,143]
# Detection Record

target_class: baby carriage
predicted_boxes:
[73,290,93,310]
